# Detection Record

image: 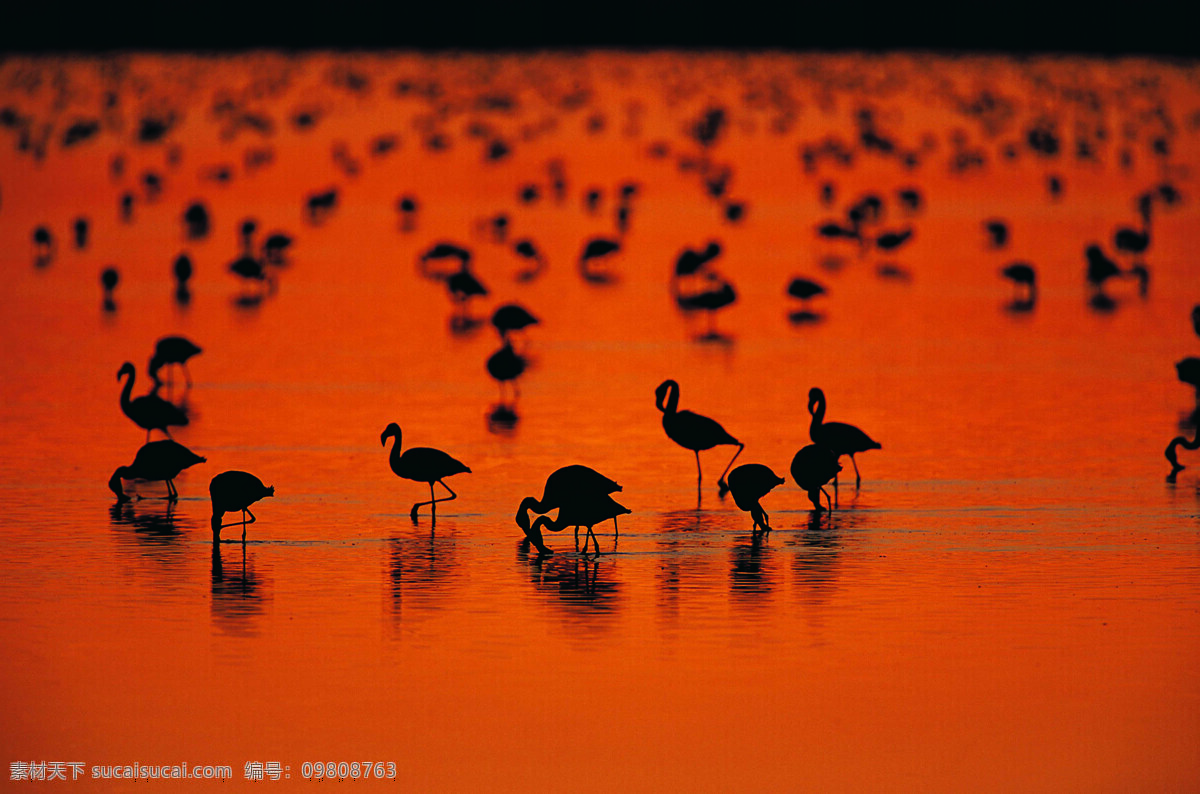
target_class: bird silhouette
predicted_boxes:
[100,267,119,310]
[396,195,419,232]
[984,219,1009,249]
[210,470,274,542]
[515,465,624,554]
[381,423,471,521]
[32,225,54,266]
[726,463,785,534]
[418,241,472,280]
[512,239,545,281]
[517,491,630,556]
[579,237,620,283]
[183,202,210,240]
[790,444,841,512]
[109,439,206,503]
[1166,428,1200,482]
[808,387,880,491]
[447,261,488,313]
[73,217,89,249]
[674,241,722,277]
[173,253,193,305]
[675,274,737,340]
[149,336,202,391]
[787,276,827,323]
[118,362,188,441]
[875,228,913,252]
[262,232,293,265]
[1001,262,1037,310]
[1177,358,1200,394]
[491,303,539,340]
[655,379,743,496]
[486,341,526,404]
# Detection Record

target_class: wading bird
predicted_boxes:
[117,362,188,441]
[808,387,880,490]
[109,440,206,503]
[790,444,841,512]
[210,470,274,542]
[149,336,202,390]
[655,379,743,496]
[726,463,785,533]
[517,491,630,556]
[515,465,623,553]
[381,423,471,520]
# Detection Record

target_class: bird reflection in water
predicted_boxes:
[787,512,847,621]
[729,532,774,604]
[109,499,188,544]
[786,276,827,325]
[211,541,266,638]
[386,530,459,625]
[517,542,621,620]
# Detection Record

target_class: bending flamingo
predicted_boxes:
[109,440,206,503]
[517,491,630,556]
[516,465,623,551]
[210,470,274,542]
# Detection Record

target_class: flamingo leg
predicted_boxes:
[410,480,459,520]
[694,450,703,491]
[166,478,177,501]
[716,442,744,496]
[850,454,862,486]
[182,362,193,388]
[612,515,619,539]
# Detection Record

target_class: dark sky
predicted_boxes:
[0,5,1194,57]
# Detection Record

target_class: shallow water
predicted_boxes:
[1,52,1199,791]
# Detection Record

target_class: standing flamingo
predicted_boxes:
[655,379,743,496]
[726,463,785,534]
[210,470,274,542]
[790,444,841,512]
[381,423,471,520]
[117,362,188,441]
[808,387,880,491]
[149,336,202,390]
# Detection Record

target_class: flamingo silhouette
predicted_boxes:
[1001,262,1037,310]
[675,274,736,339]
[579,237,620,283]
[515,465,623,553]
[790,444,841,512]
[491,303,539,340]
[381,423,471,520]
[117,362,188,441]
[109,440,206,503]
[1166,430,1200,482]
[486,341,526,403]
[517,491,630,556]
[808,387,880,491]
[100,267,119,310]
[512,239,545,280]
[727,463,785,534]
[149,336,202,391]
[210,470,274,542]
[655,379,743,496]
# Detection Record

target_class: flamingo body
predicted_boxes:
[210,470,274,541]
[109,440,206,502]
[381,422,470,520]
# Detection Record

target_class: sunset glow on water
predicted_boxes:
[1,51,1199,791]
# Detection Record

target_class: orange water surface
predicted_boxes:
[0,52,1198,792]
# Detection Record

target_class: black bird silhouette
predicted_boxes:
[305,188,338,224]
[381,423,471,521]
[73,217,89,249]
[1166,427,1200,482]
[674,241,722,277]
[1001,261,1037,309]
[100,267,119,310]
[790,444,841,512]
[418,241,472,279]
[808,387,880,490]
[875,228,913,252]
[210,470,274,542]
[675,274,736,339]
[109,440,206,503]
[726,463,785,534]
[396,195,419,232]
[486,341,526,403]
[262,232,293,265]
[517,491,630,556]
[579,237,621,283]
[491,303,539,340]
[984,219,1009,249]
[32,225,53,266]
[183,202,210,240]
[1085,243,1145,302]
[515,465,624,554]
[118,362,188,441]
[1177,358,1200,394]
[447,261,488,307]
[656,379,743,496]
[1192,305,1200,339]
[1114,227,1150,258]
[173,253,193,304]
[512,239,546,280]
[149,336,202,390]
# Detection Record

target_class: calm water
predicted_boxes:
[1,52,1199,791]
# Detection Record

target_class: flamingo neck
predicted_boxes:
[119,369,134,410]
[387,431,403,472]
[809,396,825,435]
[659,382,679,414]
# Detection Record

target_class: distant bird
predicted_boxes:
[1085,244,1122,295]
[517,491,630,556]
[1001,261,1037,302]
[579,237,621,282]
[210,470,274,542]
[262,232,293,265]
[305,188,338,224]
[32,225,53,264]
[381,422,471,520]
[418,241,472,279]
[73,217,89,249]
[183,202,210,240]
[229,253,269,286]
[512,239,545,280]
[787,277,827,306]
[515,465,624,554]
[808,387,881,489]
[675,275,736,338]
[396,195,419,232]
[1178,358,1200,393]
[674,241,722,277]
[790,444,841,512]
[491,303,539,339]
[817,221,861,243]
[875,228,913,252]
[173,253,193,285]
[726,463,785,533]
[149,336,202,390]
[117,362,188,441]
[1114,227,1150,258]
[109,440,206,503]
[897,188,923,213]
[487,341,526,402]
[447,262,488,306]
[984,219,1009,249]
[655,379,743,495]
[119,192,135,223]
[100,267,119,309]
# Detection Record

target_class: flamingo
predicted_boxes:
[790,444,841,512]
[512,239,545,280]
[515,465,624,553]
[517,491,630,556]
[381,423,471,520]
[787,277,827,306]
[726,463,785,533]
[486,341,526,403]
[262,232,293,265]
[675,274,736,339]
[1166,429,1200,482]
[674,241,722,277]
[100,267,119,309]
[1001,262,1037,303]
[73,217,89,249]
[808,387,881,490]
[491,304,539,340]
[118,362,188,440]
[579,237,620,282]
[655,379,743,496]
[418,241,472,279]
[210,470,274,542]
[875,228,913,252]
[984,219,1009,249]
[109,440,206,503]
[149,336,202,390]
